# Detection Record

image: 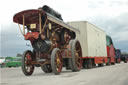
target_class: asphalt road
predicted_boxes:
[0,62,128,85]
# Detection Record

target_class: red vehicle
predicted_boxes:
[106,35,116,65]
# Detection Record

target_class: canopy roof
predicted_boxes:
[13,9,80,33]
[13,9,46,25]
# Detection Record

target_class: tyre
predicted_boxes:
[98,63,103,67]
[111,58,115,65]
[69,39,82,71]
[41,64,52,73]
[87,59,92,69]
[51,48,63,75]
[98,59,104,67]
[22,50,35,76]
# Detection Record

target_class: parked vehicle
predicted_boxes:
[0,57,5,68]
[106,35,116,65]
[5,57,22,67]
[121,53,128,63]
[115,49,121,63]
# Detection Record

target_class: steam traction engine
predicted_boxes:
[13,5,82,76]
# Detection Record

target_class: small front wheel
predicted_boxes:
[22,50,35,76]
[51,48,63,75]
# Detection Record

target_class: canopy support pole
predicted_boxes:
[39,13,42,34]
[23,15,25,35]
[18,24,24,36]
[42,18,47,31]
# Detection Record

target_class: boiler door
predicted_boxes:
[32,39,52,53]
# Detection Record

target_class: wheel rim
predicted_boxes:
[74,41,82,70]
[55,51,63,72]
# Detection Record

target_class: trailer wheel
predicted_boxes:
[69,39,82,71]
[111,58,115,65]
[98,59,105,67]
[98,63,103,67]
[87,59,92,69]
[22,50,34,76]
[51,48,63,75]
[41,64,52,73]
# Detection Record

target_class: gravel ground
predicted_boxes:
[0,62,128,85]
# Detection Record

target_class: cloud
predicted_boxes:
[1,24,32,57]
[84,13,128,52]
[86,13,128,41]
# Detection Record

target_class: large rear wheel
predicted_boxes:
[41,64,52,73]
[22,50,35,76]
[51,48,63,75]
[69,39,82,71]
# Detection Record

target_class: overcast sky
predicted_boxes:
[0,0,128,57]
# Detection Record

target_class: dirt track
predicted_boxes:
[0,62,128,85]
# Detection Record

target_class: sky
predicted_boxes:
[0,0,128,57]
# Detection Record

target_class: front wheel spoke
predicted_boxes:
[24,61,27,65]
[26,67,29,71]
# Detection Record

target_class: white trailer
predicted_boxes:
[68,21,107,57]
